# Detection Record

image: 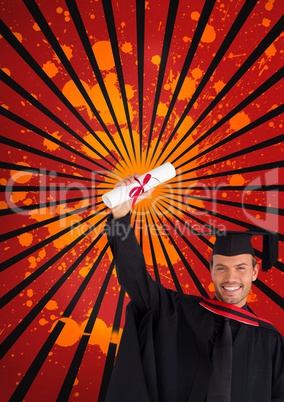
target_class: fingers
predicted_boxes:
[114,173,139,188]
[112,174,138,219]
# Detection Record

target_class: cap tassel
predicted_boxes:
[261,231,279,272]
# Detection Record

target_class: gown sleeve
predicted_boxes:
[105,213,175,316]
[272,331,284,401]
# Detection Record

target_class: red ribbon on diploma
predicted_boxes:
[129,174,159,207]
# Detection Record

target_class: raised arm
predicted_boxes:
[105,175,154,313]
[105,175,178,318]
[105,212,153,313]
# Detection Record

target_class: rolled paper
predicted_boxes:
[102,162,176,208]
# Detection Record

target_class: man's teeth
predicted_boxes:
[223,286,240,291]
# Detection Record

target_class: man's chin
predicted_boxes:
[222,295,247,307]
[216,291,246,307]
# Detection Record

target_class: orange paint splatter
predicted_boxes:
[247,291,258,303]
[62,79,90,113]
[191,11,200,21]
[42,61,59,78]
[85,318,111,353]
[23,198,32,206]
[39,318,49,326]
[85,318,123,353]
[151,55,161,66]
[0,200,8,209]
[46,300,58,310]
[1,67,11,76]
[79,263,93,278]
[33,23,40,32]
[178,77,196,100]
[157,101,168,117]
[104,73,132,124]
[121,42,133,54]
[176,115,194,136]
[29,208,55,224]
[186,198,205,213]
[13,32,23,42]
[46,214,85,250]
[191,67,203,79]
[229,111,250,131]
[229,174,246,186]
[0,177,7,185]
[18,232,33,247]
[28,256,36,268]
[43,131,62,151]
[125,84,135,99]
[208,282,215,292]
[27,289,34,298]
[52,318,81,347]
[61,44,73,60]
[50,316,123,352]
[10,162,33,184]
[265,0,275,11]
[92,41,115,71]
[63,67,134,124]
[265,43,277,58]
[201,25,216,43]
[213,80,225,94]
[262,18,271,27]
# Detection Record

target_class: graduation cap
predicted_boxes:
[212,229,278,272]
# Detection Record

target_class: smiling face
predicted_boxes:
[210,253,260,307]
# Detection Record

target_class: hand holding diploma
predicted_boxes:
[103,162,176,219]
[111,174,149,219]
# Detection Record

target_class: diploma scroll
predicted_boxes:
[102,162,176,208]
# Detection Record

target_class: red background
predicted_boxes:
[1,0,283,401]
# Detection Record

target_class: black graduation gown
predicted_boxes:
[105,214,284,402]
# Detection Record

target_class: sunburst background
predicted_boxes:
[1,0,283,401]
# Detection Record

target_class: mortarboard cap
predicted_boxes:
[212,229,278,272]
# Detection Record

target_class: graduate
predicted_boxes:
[104,175,284,402]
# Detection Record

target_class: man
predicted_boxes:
[104,175,284,402]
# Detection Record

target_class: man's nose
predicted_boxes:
[225,269,239,282]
